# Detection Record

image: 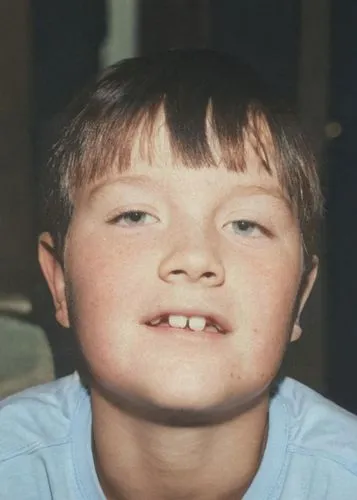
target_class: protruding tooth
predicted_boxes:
[168,315,188,329]
[149,317,161,326]
[188,316,206,332]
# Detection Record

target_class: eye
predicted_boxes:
[227,219,267,238]
[109,210,158,227]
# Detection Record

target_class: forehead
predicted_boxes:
[133,110,272,161]
[108,114,281,185]
[79,119,292,213]
[70,109,291,210]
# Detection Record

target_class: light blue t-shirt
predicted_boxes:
[0,374,357,499]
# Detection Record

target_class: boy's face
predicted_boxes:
[40,125,317,419]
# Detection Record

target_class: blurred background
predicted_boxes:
[0,0,356,414]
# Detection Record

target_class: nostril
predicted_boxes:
[169,270,217,279]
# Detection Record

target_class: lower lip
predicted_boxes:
[144,324,226,341]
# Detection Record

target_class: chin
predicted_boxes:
[92,372,266,427]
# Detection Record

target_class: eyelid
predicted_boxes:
[223,218,273,238]
[107,209,159,226]
[105,205,159,222]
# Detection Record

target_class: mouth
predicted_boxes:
[145,313,228,334]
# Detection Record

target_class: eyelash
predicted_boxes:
[226,220,271,238]
[108,211,271,239]
[108,210,158,227]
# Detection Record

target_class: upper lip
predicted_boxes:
[141,308,232,334]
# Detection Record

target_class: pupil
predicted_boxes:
[131,211,142,221]
[238,221,249,230]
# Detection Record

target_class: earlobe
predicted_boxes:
[291,319,302,342]
[290,255,319,343]
[38,233,70,328]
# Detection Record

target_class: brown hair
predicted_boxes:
[42,49,323,259]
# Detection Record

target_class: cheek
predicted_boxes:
[64,230,165,364]
[241,245,302,317]
[68,234,156,302]
[65,243,140,348]
[232,252,302,373]
[65,259,137,386]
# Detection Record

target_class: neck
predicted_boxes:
[91,390,269,500]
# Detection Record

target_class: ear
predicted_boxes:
[38,233,70,328]
[291,255,319,342]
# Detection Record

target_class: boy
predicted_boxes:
[1,49,357,499]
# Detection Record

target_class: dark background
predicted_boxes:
[1,0,356,414]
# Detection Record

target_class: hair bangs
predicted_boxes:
[43,49,323,258]
[64,95,252,196]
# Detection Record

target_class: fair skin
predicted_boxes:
[39,126,318,499]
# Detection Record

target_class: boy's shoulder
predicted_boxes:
[245,378,357,499]
[0,374,94,499]
[0,372,86,462]
[277,377,357,470]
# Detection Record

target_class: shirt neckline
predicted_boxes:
[71,381,290,500]
[71,385,105,500]
[243,386,290,499]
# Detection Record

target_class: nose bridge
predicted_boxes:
[158,218,225,285]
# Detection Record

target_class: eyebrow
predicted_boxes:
[224,183,293,211]
[87,175,156,201]
[87,173,292,210]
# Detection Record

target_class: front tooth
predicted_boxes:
[188,316,206,332]
[168,315,188,329]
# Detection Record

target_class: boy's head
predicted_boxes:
[43,49,322,261]
[40,49,323,425]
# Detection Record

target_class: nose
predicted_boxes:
[158,229,225,287]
